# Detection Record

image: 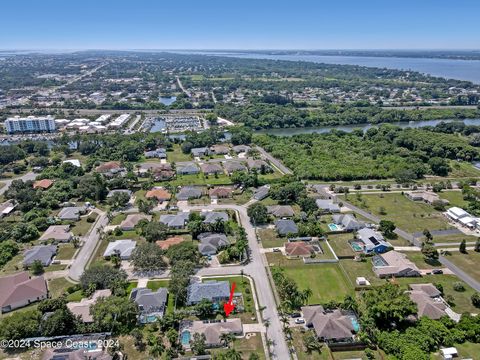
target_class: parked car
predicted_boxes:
[432,269,443,275]
[294,318,305,324]
[272,248,281,253]
[290,312,301,318]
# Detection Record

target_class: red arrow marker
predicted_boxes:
[223,282,236,317]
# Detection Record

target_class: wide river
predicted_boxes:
[255,118,480,136]
[184,51,480,84]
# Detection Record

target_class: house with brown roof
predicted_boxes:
[0,272,48,313]
[223,161,247,175]
[67,289,112,323]
[145,188,172,202]
[33,179,54,190]
[120,214,152,231]
[153,169,175,181]
[405,191,449,205]
[181,318,243,348]
[209,187,233,199]
[156,236,185,250]
[285,241,315,258]
[246,158,271,172]
[137,162,172,176]
[39,225,73,243]
[301,305,359,343]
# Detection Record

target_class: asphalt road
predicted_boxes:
[255,145,293,175]
[181,203,290,360]
[0,172,36,195]
[68,209,109,281]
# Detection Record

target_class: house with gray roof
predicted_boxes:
[210,145,230,155]
[275,219,298,236]
[356,228,391,254]
[202,211,228,224]
[144,148,167,159]
[120,214,152,231]
[103,239,136,259]
[177,186,203,200]
[407,284,452,320]
[186,280,231,305]
[23,245,57,267]
[191,147,210,157]
[332,214,364,231]
[232,145,251,154]
[182,318,243,348]
[223,161,247,174]
[39,225,73,243]
[177,162,200,175]
[246,158,271,172]
[201,163,223,175]
[131,287,168,323]
[267,205,295,218]
[0,200,16,218]
[198,233,229,255]
[316,199,341,213]
[253,185,270,200]
[57,206,87,221]
[160,212,190,229]
[107,189,132,199]
[301,305,358,343]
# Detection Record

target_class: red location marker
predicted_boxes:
[223,282,236,317]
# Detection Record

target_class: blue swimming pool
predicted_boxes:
[328,223,340,231]
[350,241,363,252]
[181,330,191,345]
[350,316,360,332]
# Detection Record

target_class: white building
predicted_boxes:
[5,115,56,134]
[108,114,130,128]
[445,207,477,229]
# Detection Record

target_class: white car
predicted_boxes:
[294,318,305,324]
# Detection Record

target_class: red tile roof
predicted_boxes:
[0,272,47,309]
[285,242,314,257]
[156,236,185,250]
[33,179,54,189]
[146,188,172,201]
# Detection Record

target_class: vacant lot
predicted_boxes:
[56,244,76,260]
[344,193,453,233]
[402,252,442,270]
[258,228,285,248]
[447,251,480,283]
[438,190,469,208]
[271,261,352,304]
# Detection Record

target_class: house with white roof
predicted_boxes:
[103,239,136,259]
[445,207,477,229]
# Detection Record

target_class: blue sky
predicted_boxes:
[0,0,479,50]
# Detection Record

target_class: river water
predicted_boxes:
[254,118,480,136]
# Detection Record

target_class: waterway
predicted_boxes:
[183,52,480,84]
[158,96,177,106]
[254,118,480,136]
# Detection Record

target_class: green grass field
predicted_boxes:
[271,262,353,303]
[166,144,192,162]
[402,251,442,269]
[446,251,480,283]
[344,193,453,233]
[258,228,285,248]
[56,244,76,260]
[328,233,356,257]
[71,213,98,236]
[438,190,469,208]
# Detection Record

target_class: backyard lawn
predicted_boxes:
[447,251,480,283]
[343,193,453,233]
[328,233,355,257]
[339,258,385,287]
[166,144,192,162]
[47,277,76,298]
[402,251,443,270]
[210,332,266,360]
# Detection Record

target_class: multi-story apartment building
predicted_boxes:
[4,115,56,134]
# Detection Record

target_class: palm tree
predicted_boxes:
[220,333,235,348]
[224,348,242,360]
[301,287,313,305]
[148,335,165,357]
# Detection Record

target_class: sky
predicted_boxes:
[0,0,479,50]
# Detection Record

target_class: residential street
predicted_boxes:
[0,171,36,195]
[180,203,290,360]
[255,145,293,175]
[68,209,109,281]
